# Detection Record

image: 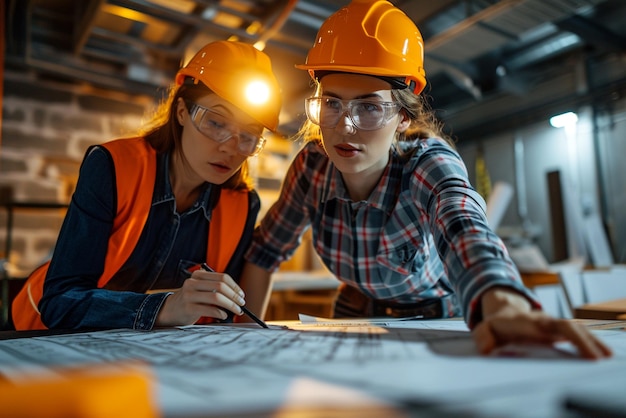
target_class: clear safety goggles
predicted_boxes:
[305,96,400,131]
[187,102,266,156]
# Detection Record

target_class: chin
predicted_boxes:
[330,157,366,175]
[205,172,231,185]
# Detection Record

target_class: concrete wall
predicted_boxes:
[457,99,626,265]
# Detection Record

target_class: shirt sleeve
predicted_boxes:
[245,143,320,271]
[39,146,164,330]
[408,139,541,328]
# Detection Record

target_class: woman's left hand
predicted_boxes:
[472,287,613,359]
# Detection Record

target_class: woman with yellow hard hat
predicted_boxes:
[12,41,282,330]
[240,0,611,359]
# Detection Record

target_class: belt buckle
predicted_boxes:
[385,306,412,318]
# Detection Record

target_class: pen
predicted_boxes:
[200,263,269,329]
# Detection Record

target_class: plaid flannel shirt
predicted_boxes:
[245,139,539,327]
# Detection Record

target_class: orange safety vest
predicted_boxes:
[12,137,249,330]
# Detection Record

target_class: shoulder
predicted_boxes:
[401,137,464,171]
[83,138,154,170]
[100,137,155,163]
[81,145,114,174]
[398,137,469,192]
[247,189,261,212]
[401,137,458,158]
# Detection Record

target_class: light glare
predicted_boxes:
[550,111,578,128]
[245,81,270,105]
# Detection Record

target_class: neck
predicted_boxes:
[339,153,389,202]
[170,152,203,212]
[341,169,381,202]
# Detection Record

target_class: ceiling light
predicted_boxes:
[549,111,578,128]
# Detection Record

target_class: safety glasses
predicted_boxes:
[305,96,400,131]
[186,102,266,156]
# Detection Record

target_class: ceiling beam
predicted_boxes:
[556,14,626,54]
[73,0,106,56]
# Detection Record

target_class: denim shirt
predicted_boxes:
[39,145,259,330]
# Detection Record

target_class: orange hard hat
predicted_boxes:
[296,0,426,94]
[176,41,282,131]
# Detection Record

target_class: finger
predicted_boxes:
[473,314,561,357]
[538,319,613,359]
[195,303,229,320]
[210,290,244,316]
[191,271,245,298]
[183,281,245,317]
[208,282,246,311]
[472,317,553,354]
[158,290,229,324]
[484,312,562,344]
[472,321,497,355]
[480,314,613,360]
[184,293,235,320]
[185,277,245,308]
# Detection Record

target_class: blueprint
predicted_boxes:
[1,319,625,418]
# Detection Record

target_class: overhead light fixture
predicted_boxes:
[549,111,578,128]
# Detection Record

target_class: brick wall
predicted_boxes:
[1,70,154,275]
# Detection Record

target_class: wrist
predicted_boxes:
[480,286,532,318]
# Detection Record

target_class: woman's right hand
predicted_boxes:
[155,269,246,327]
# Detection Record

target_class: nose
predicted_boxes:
[336,111,357,135]
[217,133,240,155]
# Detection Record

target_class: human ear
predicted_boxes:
[396,110,411,133]
[175,98,187,125]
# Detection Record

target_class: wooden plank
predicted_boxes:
[574,298,626,320]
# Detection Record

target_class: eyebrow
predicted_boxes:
[207,104,262,131]
[323,92,386,101]
[208,104,234,117]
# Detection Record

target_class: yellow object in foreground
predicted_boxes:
[0,362,159,418]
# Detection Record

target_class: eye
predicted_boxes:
[204,117,226,130]
[323,98,342,111]
[239,132,258,145]
[355,101,383,113]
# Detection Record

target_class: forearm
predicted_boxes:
[40,287,165,330]
[237,261,273,320]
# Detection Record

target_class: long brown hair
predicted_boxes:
[139,82,254,191]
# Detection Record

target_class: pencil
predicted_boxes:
[200,263,269,329]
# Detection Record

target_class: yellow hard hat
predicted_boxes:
[176,41,282,131]
[296,0,426,94]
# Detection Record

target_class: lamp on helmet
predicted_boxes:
[176,41,282,132]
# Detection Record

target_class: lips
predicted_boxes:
[209,161,232,174]
[334,143,360,158]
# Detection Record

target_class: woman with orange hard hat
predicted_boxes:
[11,41,282,330]
[239,0,611,359]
